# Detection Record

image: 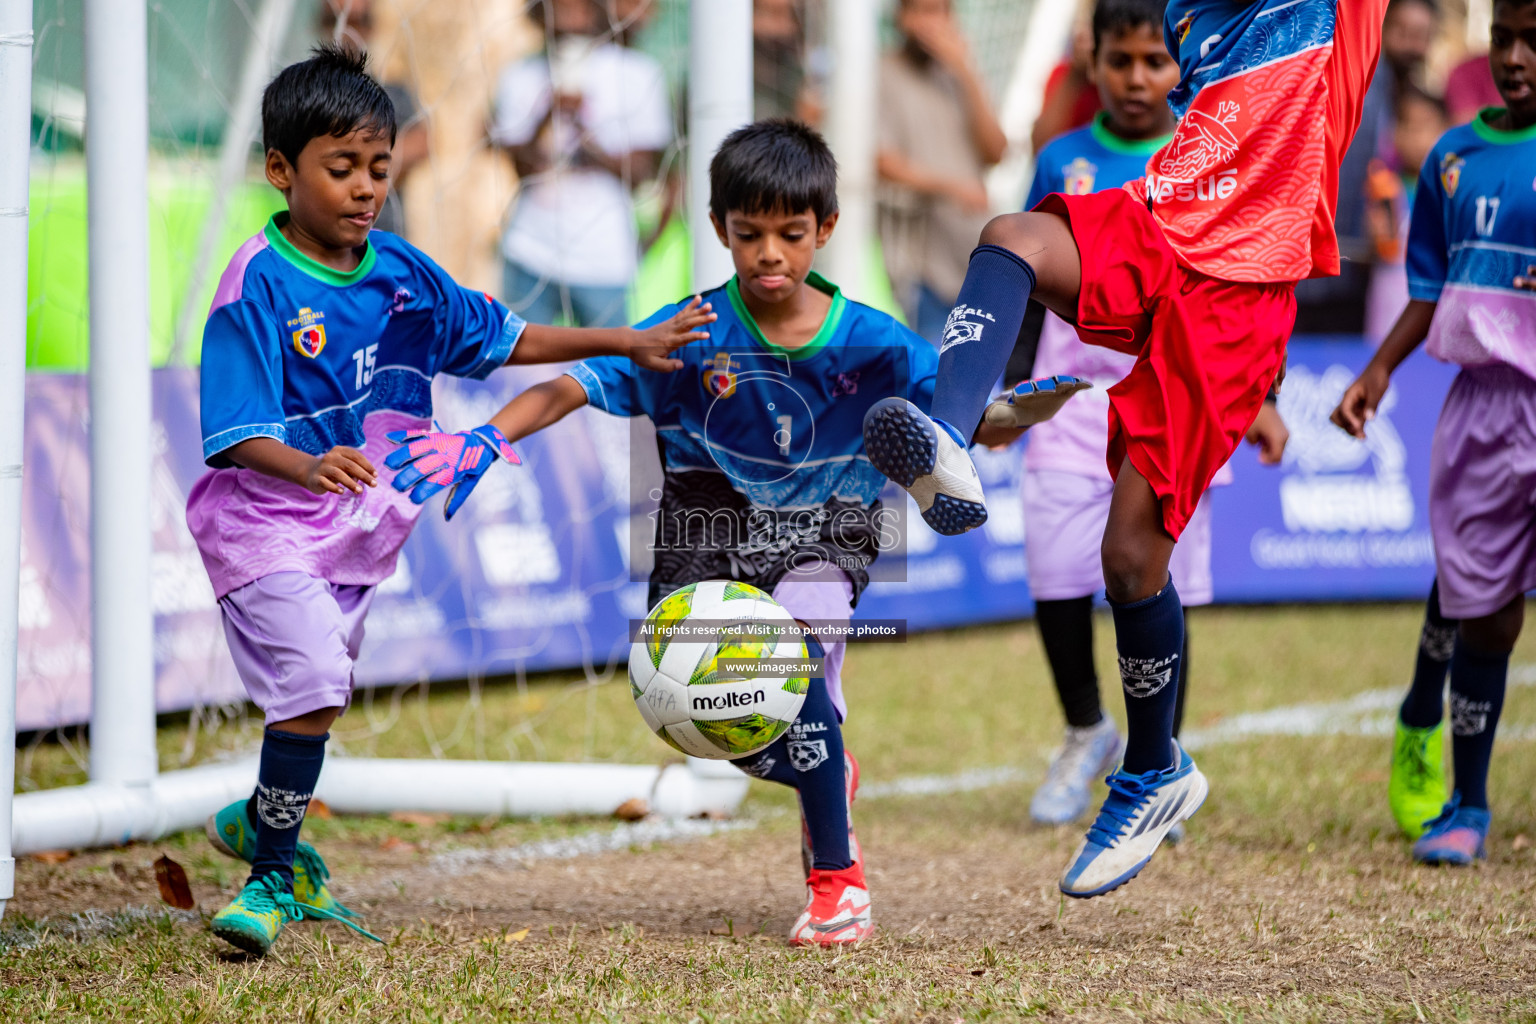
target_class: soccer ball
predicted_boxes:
[629,580,809,759]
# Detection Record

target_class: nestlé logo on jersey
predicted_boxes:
[1146,101,1242,203]
[288,307,327,358]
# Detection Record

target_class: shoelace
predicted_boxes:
[293,843,361,920]
[1395,733,1436,789]
[1083,770,1160,847]
[244,873,384,943]
[1419,793,1463,838]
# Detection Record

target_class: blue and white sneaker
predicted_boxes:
[1059,740,1208,898]
[983,375,1093,429]
[1030,718,1124,826]
[861,397,987,535]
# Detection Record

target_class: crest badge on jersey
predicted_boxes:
[1439,152,1464,197]
[1064,157,1099,195]
[1173,10,1195,46]
[287,307,328,358]
[702,351,739,398]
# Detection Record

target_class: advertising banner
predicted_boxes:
[15,339,1455,731]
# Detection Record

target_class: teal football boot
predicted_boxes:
[211,872,381,956]
[206,798,361,919]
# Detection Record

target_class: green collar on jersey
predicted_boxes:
[1089,111,1174,155]
[263,214,377,286]
[725,271,847,361]
[1471,107,1536,144]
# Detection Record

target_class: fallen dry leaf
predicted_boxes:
[154,854,195,910]
[505,928,530,942]
[389,811,449,828]
[379,836,419,853]
[29,850,73,865]
[613,797,649,821]
[1514,834,1531,852]
[307,798,333,820]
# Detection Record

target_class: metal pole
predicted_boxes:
[85,0,158,787]
[170,0,298,364]
[687,0,753,292]
[822,0,881,301]
[0,0,35,922]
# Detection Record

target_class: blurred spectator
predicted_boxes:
[1445,52,1502,124]
[320,0,429,238]
[491,0,671,327]
[877,0,1007,345]
[1363,84,1448,344]
[1293,0,1438,334]
[1030,22,1100,154]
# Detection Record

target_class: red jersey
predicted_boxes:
[1128,0,1388,283]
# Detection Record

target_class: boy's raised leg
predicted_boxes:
[863,213,1084,535]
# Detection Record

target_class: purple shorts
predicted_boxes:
[1021,469,1215,605]
[771,566,854,722]
[1430,365,1536,619]
[220,572,376,724]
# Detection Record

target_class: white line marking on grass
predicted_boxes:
[433,817,758,873]
[1181,662,1536,751]
[0,905,200,950]
[432,665,1536,871]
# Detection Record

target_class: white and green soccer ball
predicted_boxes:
[629,580,810,759]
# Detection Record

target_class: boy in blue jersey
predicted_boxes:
[188,44,712,956]
[394,119,1019,945]
[1332,0,1536,867]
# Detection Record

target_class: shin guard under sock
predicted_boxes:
[248,728,328,889]
[1111,580,1184,774]
[1400,579,1457,729]
[1448,642,1507,810]
[931,245,1037,444]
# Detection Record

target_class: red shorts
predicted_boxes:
[1035,189,1295,539]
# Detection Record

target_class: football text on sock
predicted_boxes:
[930,245,1038,445]
[1111,579,1184,775]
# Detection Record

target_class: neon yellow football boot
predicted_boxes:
[1390,719,1448,839]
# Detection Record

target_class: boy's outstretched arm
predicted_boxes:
[1330,299,1437,439]
[487,375,590,444]
[508,296,715,370]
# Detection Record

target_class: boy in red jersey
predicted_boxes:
[863,0,1388,898]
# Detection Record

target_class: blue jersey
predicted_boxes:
[1407,112,1536,378]
[198,215,524,467]
[186,216,525,599]
[569,274,937,603]
[1026,113,1173,211]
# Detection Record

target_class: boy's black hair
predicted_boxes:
[1091,0,1169,52]
[262,42,396,166]
[709,119,838,226]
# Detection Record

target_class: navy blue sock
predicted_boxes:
[930,244,1037,445]
[731,671,850,871]
[248,728,327,889]
[1111,579,1184,774]
[1448,642,1507,810]
[1400,579,1457,729]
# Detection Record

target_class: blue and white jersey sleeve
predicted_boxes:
[566,303,676,418]
[1405,150,1450,303]
[412,253,526,380]
[199,298,286,466]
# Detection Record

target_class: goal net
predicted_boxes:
[14,0,1044,845]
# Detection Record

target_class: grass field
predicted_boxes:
[6,602,1536,1022]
